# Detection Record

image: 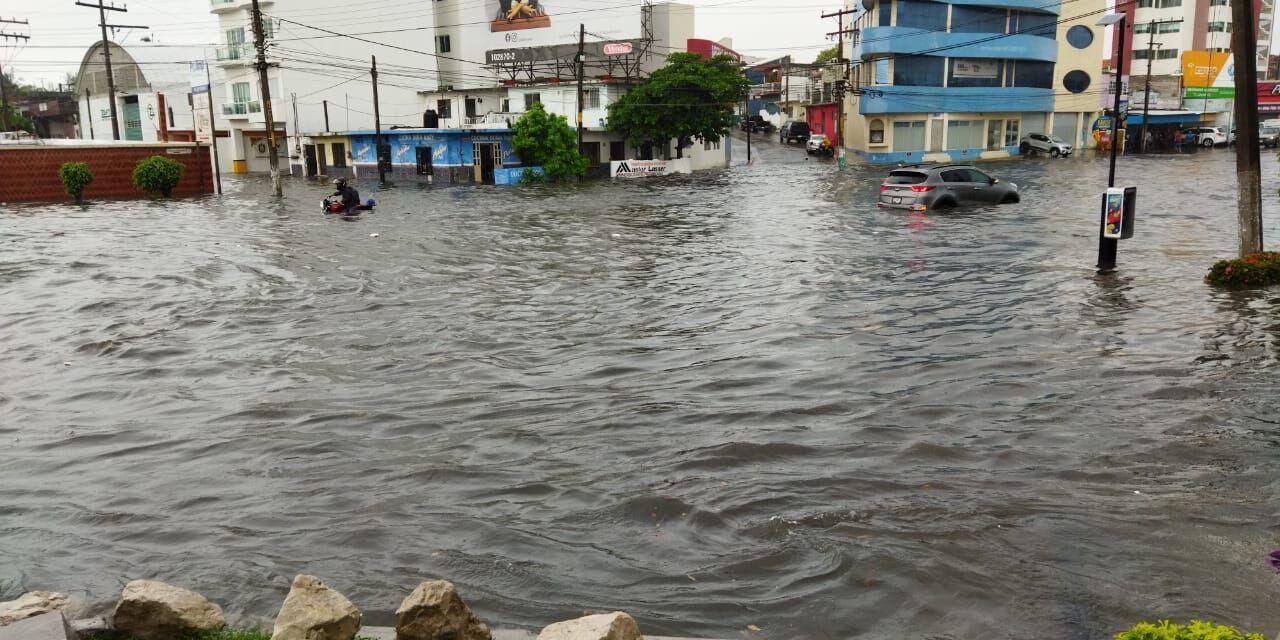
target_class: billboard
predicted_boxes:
[1182,51,1234,97]
[487,0,640,51]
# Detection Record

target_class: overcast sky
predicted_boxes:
[1,0,840,88]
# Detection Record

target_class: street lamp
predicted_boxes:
[1097,12,1127,272]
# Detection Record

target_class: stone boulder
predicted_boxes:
[112,580,225,640]
[0,591,69,626]
[394,580,491,640]
[535,613,641,640]
[271,575,361,640]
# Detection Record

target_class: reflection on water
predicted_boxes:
[1,149,1279,640]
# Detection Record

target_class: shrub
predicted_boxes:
[1115,620,1265,640]
[512,102,587,183]
[58,162,94,202]
[1205,252,1280,288]
[131,155,185,197]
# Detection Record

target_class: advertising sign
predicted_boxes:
[1182,51,1233,88]
[1102,188,1125,239]
[1258,80,1280,113]
[610,159,692,179]
[487,1,639,51]
[189,61,213,143]
[603,42,633,56]
[951,59,1000,78]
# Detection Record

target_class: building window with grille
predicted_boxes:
[524,93,541,109]
[436,35,451,53]
[584,89,601,109]
[869,119,885,144]
[437,99,452,119]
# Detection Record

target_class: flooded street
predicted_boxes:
[2,145,1279,639]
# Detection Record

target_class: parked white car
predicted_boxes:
[1019,133,1073,158]
[806,134,831,155]
[1187,126,1229,147]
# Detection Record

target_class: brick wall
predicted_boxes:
[0,143,214,203]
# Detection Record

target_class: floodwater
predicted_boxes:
[2,140,1279,640]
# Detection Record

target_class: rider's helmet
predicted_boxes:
[334,178,348,190]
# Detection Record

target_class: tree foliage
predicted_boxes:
[607,53,749,158]
[132,155,184,197]
[59,162,94,202]
[814,47,840,66]
[0,104,34,133]
[1115,620,1264,640]
[512,102,588,183]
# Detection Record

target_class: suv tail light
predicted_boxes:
[909,184,935,193]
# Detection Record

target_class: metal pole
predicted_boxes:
[745,93,752,164]
[323,99,330,132]
[1231,0,1263,256]
[1099,14,1126,272]
[1139,25,1156,153]
[251,0,282,196]
[836,11,845,163]
[0,61,9,132]
[205,58,223,195]
[372,55,385,186]
[576,23,585,153]
[85,88,95,139]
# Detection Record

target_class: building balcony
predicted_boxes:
[858,85,1053,114]
[215,43,254,64]
[222,100,262,118]
[859,27,1057,62]
[210,0,271,12]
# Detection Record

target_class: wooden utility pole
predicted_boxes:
[576,23,586,154]
[250,0,282,196]
[1,19,30,133]
[75,2,145,141]
[84,88,95,138]
[824,8,857,167]
[372,55,385,186]
[204,58,223,194]
[1231,0,1263,255]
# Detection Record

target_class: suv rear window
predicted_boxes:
[885,170,928,185]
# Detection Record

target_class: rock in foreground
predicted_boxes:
[536,612,641,640]
[394,580,491,640]
[113,580,225,640]
[271,575,361,640]
[0,591,69,626]
[0,612,78,640]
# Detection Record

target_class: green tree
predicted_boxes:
[607,52,749,159]
[813,47,840,66]
[0,104,34,133]
[59,162,94,203]
[511,102,588,183]
[131,156,184,197]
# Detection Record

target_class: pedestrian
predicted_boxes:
[1173,129,1183,153]
[1143,129,1153,153]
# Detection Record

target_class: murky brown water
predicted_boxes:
[2,144,1279,639]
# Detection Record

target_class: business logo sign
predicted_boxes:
[1182,51,1233,89]
[488,0,638,50]
[610,159,692,178]
[951,59,1000,79]
[603,42,633,56]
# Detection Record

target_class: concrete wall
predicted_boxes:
[0,143,214,202]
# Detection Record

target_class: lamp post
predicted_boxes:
[1097,12,1127,272]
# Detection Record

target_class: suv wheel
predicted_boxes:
[1049,148,1061,158]
[1202,138,1215,148]
[1019,142,1031,154]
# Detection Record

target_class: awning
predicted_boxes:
[1125,111,1203,126]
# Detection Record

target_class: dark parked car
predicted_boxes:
[741,115,774,133]
[878,164,1020,211]
[779,121,811,143]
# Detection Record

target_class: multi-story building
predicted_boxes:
[846,0,1105,164]
[1110,0,1267,79]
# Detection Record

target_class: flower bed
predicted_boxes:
[1205,252,1280,287]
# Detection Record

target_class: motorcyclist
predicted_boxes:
[329,178,360,213]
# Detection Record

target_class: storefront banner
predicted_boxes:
[610,159,692,179]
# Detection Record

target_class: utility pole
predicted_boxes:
[824,7,857,168]
[84,88,95,139]
[204,58,223,195]
[75,2,145,141]
[372,55,385,186]
[323,99,330,132]
[1231,0,1263,256]
[250,0,281,196]
[744,92,752,164]
[576,23,586,154]
[1,18,31,133]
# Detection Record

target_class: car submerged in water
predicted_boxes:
[878,164,1020,211]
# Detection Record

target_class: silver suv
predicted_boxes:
[1019,133,1073,157]
[878,165,1020,211]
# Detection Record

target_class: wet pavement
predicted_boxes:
[1,145,1279,639]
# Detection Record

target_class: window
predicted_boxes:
[437,99,452,119]
[879,0,892,26]
[951,6,1007,33]
[987,120,1003,150]
[940,169,971,182]
[1012,61,1054,88]
[1207,21,1231,32]
[501,98,511,112]
[226,27,245,44]
[167,106,175,127]
[895,0,947,30]
[584,89,601,109]
[1157,0,1181,7]
[1135,0,1154,6]
[892,120,926,151]
[609,140,625,161]
[1066,25,1094,48]
[435,35,451,53]
[893,56,945,86]
[1133,48,1150,60]
[1157,21,1181,33]
[1134,23,1152,33]
[946,120,984,150]
[1012,11,1056,37]
[331,142,347,167]
[1156,48,1179,60]
[232,82,251,103]
[524,93,541,109]
[1209,0,1228,5]
[1063,70,1091,94]
[1003,119,1020,147]
[869,118,885,144]
[949,58,1003,88]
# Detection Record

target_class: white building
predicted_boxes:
[73,43,204,144]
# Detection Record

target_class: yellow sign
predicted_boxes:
[1181,51,1231,88]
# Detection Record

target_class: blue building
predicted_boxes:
[340,128,522,185]
[846,0,1104,164]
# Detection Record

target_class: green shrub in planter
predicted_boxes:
[131,155,185,197]
[58,162,94,202]
[1205,252,1280,288]
[1115,620,1264,640]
